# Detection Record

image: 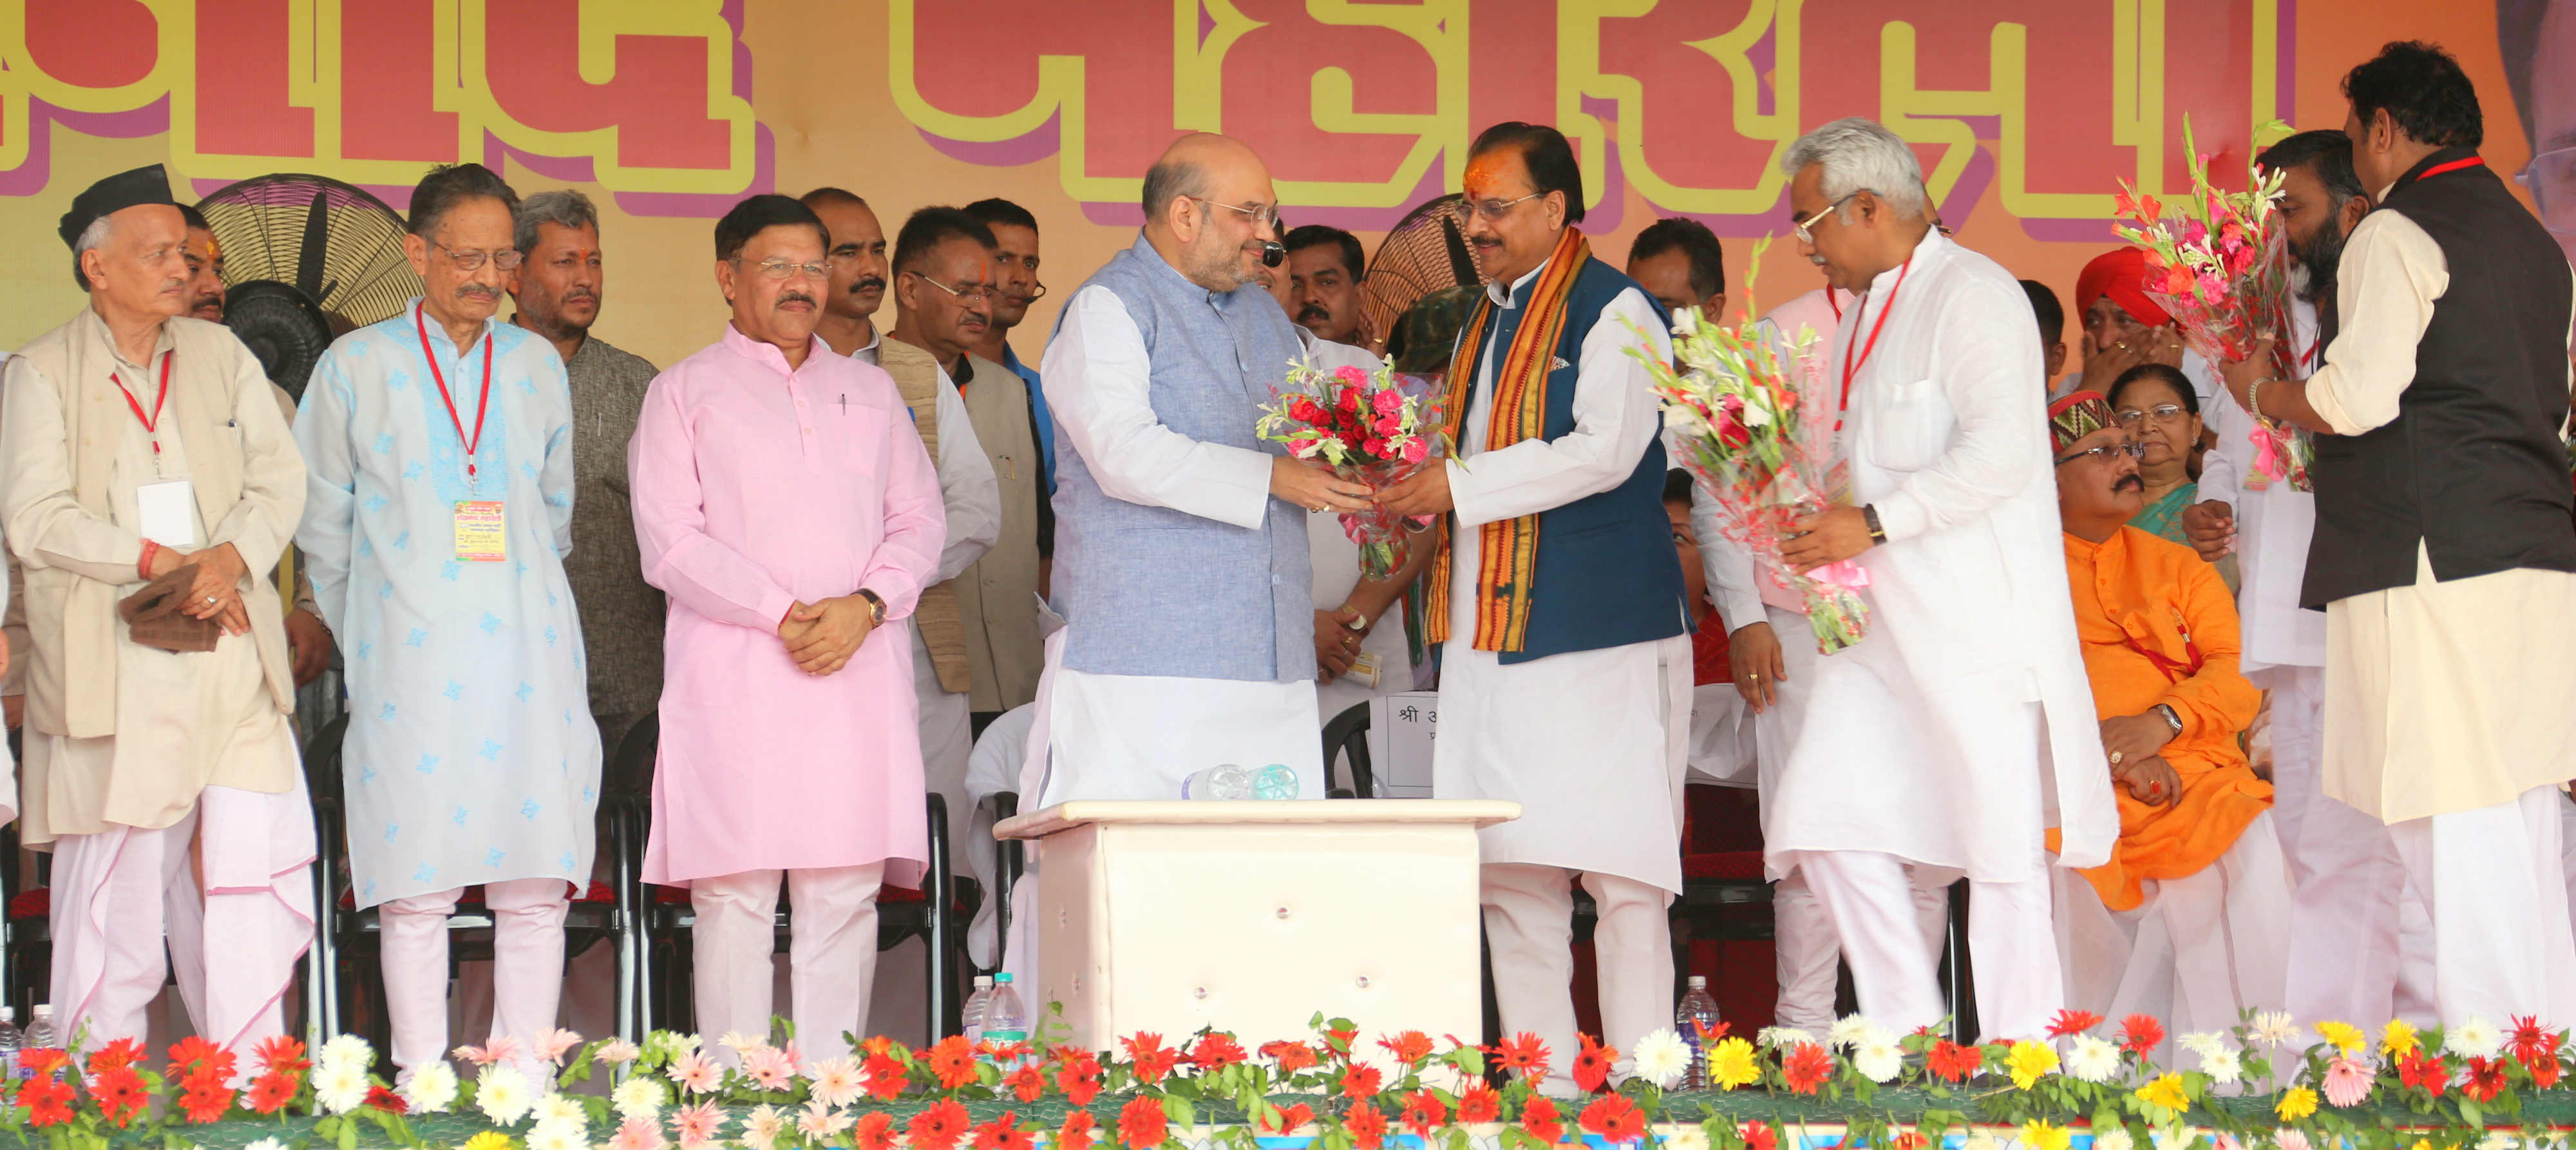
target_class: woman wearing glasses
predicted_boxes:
[2110,363,2239,592]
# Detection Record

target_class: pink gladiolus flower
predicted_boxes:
[611,1116,670,1150]
[670,1049,723,1095]
[672,1102,724,1150]
[1372,388,1404,416]
[2322,1056,2373,1107]
[2183,220,2208,245]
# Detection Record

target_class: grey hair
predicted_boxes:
[1139,156,1211,223]
[515,188,599,254]
[1780,117,1929,220]
[70,213,112,291]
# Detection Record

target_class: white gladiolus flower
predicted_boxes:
[1673,309,1700,336]
[312,1059,370,1115]
[2065,1036,2122,1084]
[1631,1028,1693,1089]
[477,1065,536,1127]
[2448,1016,2505,1060]
[1852,1030,1905,1083]
[1742,400,1772,429]
[612,1075,667,1122]
[402,1060,460,1113]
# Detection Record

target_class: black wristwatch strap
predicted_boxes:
[1862,504,1888,544]
[856,588,887,626]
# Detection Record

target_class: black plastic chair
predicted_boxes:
[618,714,978,1041]
[1320,702,1372,798]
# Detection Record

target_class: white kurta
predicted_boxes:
[1430,260,1689,894]
[2191,300,2325,673]
[1759,231,2117,883]
[1024,286,1322,808]
[1294,331,1416,723]
[296,302,600,908]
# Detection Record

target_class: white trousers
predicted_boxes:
[2387,786,2576,1024]
[54,789,312,1063]
[1482,863,1671,1098]
[2052,812,2291,1060]
[692,864,884,1063]
[2261,665,2437,1026]
[381,878,568,1084]
[1772,867,1948,1033]
[1797,845,2059,1041]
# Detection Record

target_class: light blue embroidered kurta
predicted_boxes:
[294,300,600,908]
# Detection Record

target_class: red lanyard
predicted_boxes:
[1837,259,1911,430]
[415,306,494,480]
[109,350,173,457]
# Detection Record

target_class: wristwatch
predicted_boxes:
[2154,703,2183,736]
[1862,504,1888,544]
[855,588,887,627]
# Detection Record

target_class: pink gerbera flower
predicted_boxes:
[537,1029,585,1064]
[610,1116,670,1150]
[807,1057,864,1109]
[671,1102,724,1150]
[2322,1056,2374,1108]
[741,1046,797,1091]
[669,1049,723,1095]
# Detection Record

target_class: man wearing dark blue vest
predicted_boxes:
[1378,123,1687,1093]
[2217,41,2576,1022]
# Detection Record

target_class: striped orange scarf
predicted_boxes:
[1423,227,1589,653]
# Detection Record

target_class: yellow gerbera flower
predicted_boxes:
[2315,1021,2366,1059]
[2134,1072,2191,1113]
[2007,1040,2060,1090]
[2022,1122,2072,1150]
[463,1134,513,1150]
[1709,1036,1761,1091]
[2381,1019,2420,1059]
[2275,1086,2318,1122]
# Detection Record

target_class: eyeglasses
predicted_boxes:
[2517,147,2576,237]
[1463,192,1543,222]
[2114,404,2190,426]
[1792,193,1863,244]
[431,242,524,271]
[2052,440,2148,466]
[910,272,999,305]
[1185,196,1280,231]
[731,258,830,282]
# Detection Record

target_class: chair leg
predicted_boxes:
[1941,879,1973,1045]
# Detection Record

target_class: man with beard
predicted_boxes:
[296,163,598,1086]
[2048,390,2287,1044]
[2179,130,2428,1027]
[630,193,942,1062]
[176,203,336,689]
[963,198,1058,499]
[1282,224,1369,346]
[506,189,663,762]
[2215,42,2576,1023]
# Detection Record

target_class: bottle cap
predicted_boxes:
[994,972,1014,984]
[973,976,992,988]
[0,1006,15,1022]
[1687,975,1706,988]
[30,1005,49,1017]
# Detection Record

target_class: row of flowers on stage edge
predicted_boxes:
[3,1011,2570,1150]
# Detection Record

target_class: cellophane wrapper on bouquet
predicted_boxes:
[1255,359,1446,579]
[1622,259,1870,656]
[2114,116,2313,491]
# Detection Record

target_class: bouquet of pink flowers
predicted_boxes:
[1255,359,1445,578]
[2114,117,2311,490]
[1624,252,1870,655]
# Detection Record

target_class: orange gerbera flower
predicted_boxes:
[1117,1095,1169,1150]
[1344,1101,1388,1150]
[1578,1095,1645,1145]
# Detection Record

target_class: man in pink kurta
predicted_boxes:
[629,194,944,1059]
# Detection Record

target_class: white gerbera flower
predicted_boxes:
[317,1035,375,1074]
[1756,1026,1815,1051]
[2065,1035,2121,1084]
[2096,1131,2136,1150]
[2250,1011,2298,1048]
[612,1075,667,1122]
[1852,1030,1905,1083]
[312,1059,370,1115]
[2199,1046,2242,1086]
[527,1119,588,1150]
[1667,1124,1711,1150]
[2448,1016,2505,1060]
[2176,1032,2226,1062]
[246,1139,288,1150]
[1964,1129,2007,1150]
[1826,1015,1876,1051]
[477,1065,536,1127]
[1630,1028,1693,1089]
[534,1093,589,1131]
[2476,1133,2518,1150]
[401,1060,459,1114]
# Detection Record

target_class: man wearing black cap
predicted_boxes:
[0,164,316,1059]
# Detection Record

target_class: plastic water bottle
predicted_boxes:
[962,975,994,1044]
[0,1007,23,1079]
[1251,763,1299,800]
[1676,977,1721,1090]
[23,1005,56,1063]
[984,973,1031,1069]
[1180,763,1252,800]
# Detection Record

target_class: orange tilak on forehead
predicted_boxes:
[1463,153,1523,198]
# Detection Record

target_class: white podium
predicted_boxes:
[993,800,1519,1052]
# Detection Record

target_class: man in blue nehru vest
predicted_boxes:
[1379,123,1687,1093]
[1025,131,1370,809]
[2218,41,2576,1022]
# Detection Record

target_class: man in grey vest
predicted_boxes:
[2217,41,2576,1022]
[1024,131,1369,812]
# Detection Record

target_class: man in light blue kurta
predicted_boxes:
[294,163,600,1086]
